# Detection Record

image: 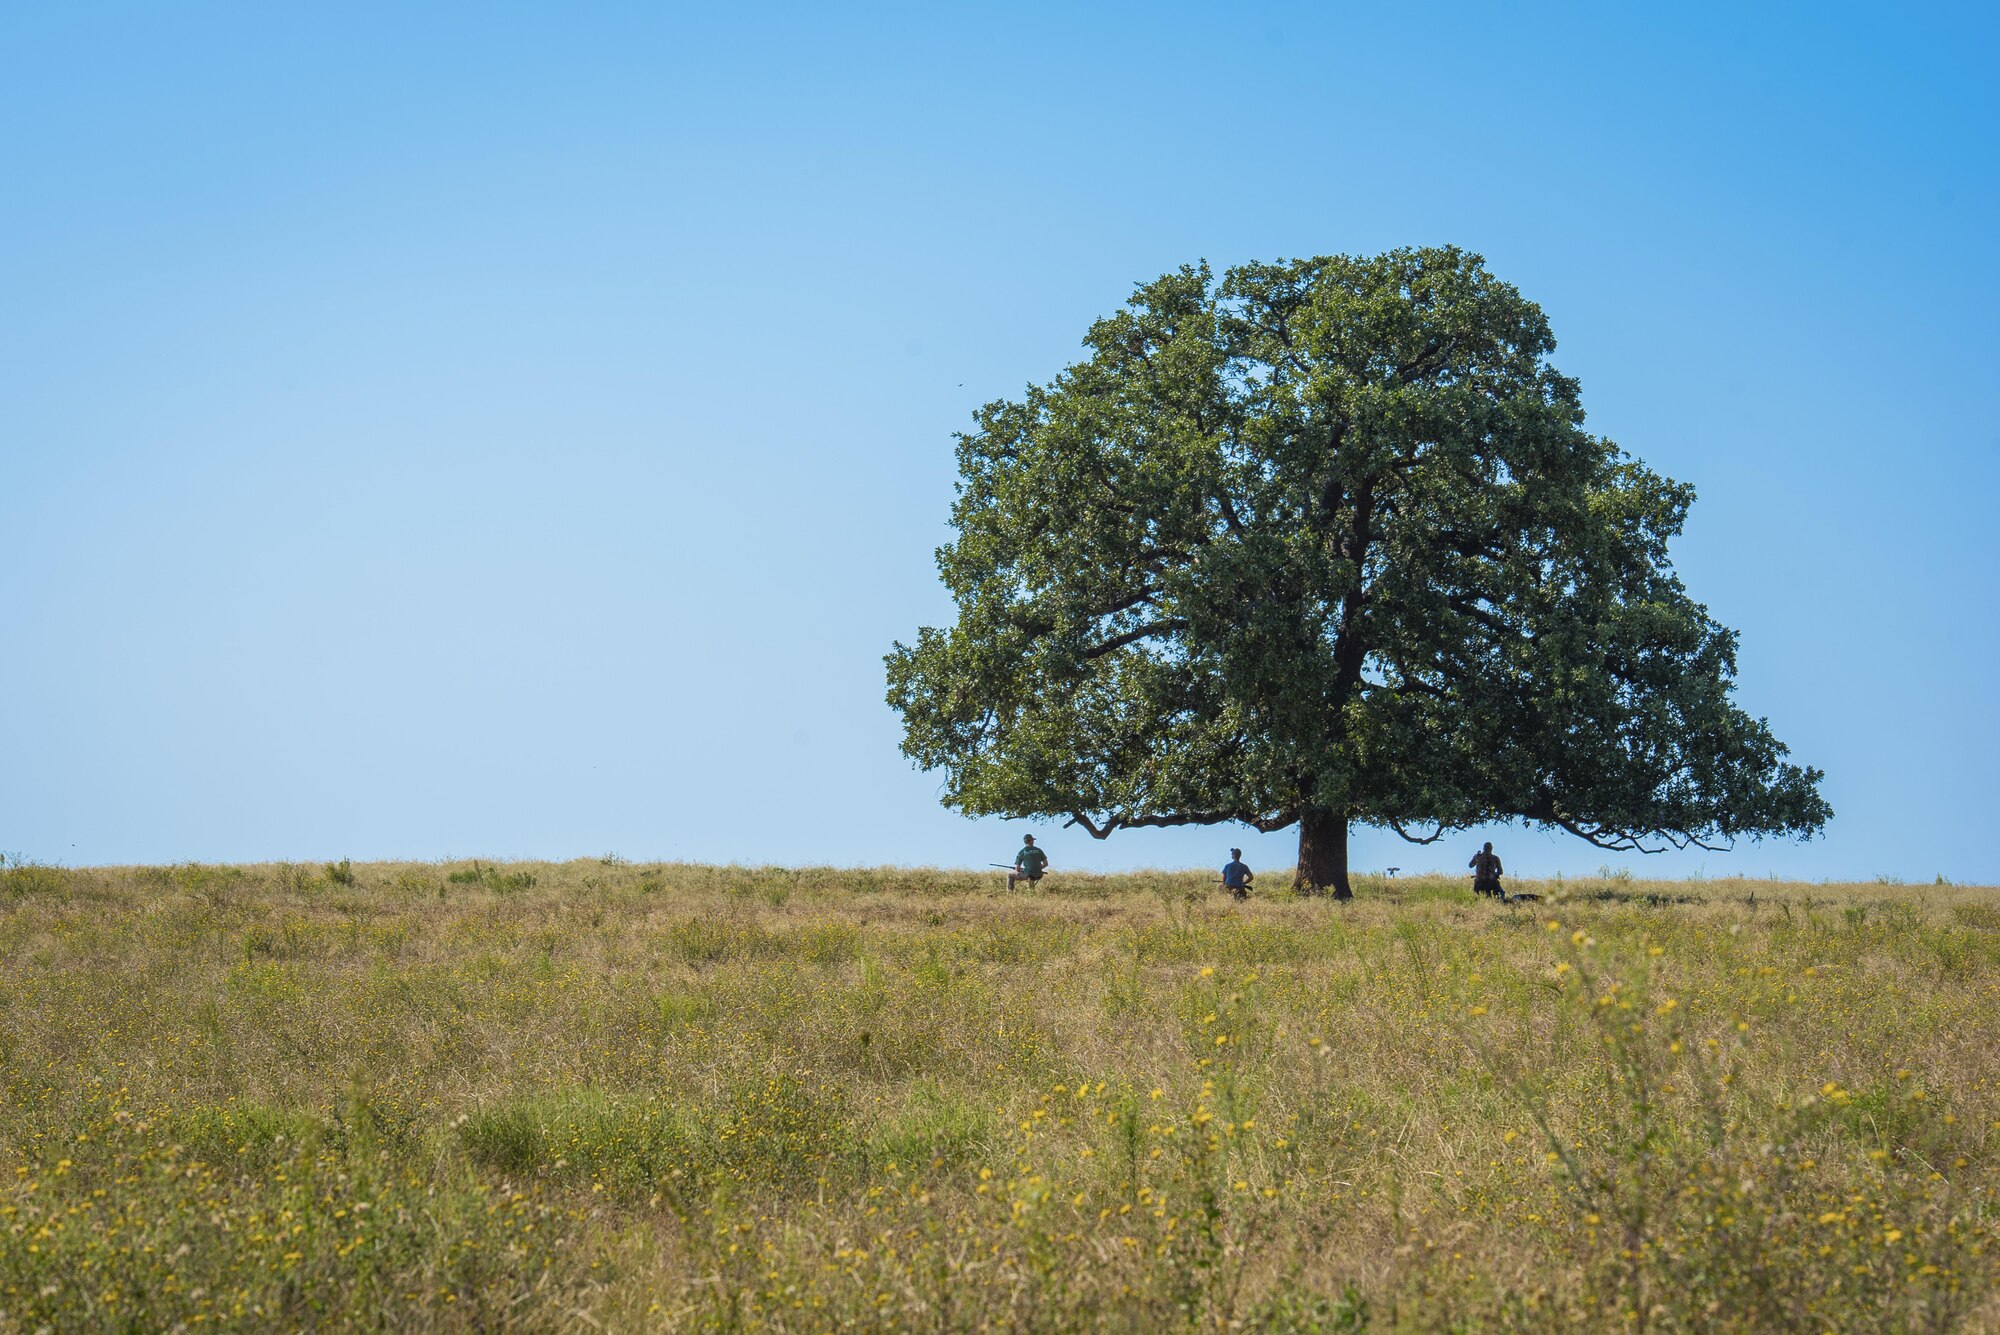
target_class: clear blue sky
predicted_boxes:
[3,3,1995,882]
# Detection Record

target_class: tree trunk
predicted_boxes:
[1295,808,1352,899]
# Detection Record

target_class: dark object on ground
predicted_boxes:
[1574,888,1701,907]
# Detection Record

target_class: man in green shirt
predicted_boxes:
[1008,835,1049,891]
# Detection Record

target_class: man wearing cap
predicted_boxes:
[1008,835,1049,891]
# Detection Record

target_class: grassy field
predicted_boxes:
[2,858,1997,1333]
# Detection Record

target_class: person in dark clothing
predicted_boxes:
[1008,835,1049,891]
[1220,849,1254,900]
[1469,843,1504,898]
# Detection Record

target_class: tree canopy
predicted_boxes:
[886,247,1829,896]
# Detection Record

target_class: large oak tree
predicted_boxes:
[887,248,1828,896]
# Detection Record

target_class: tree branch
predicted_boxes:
[1090,589,1162,620]
[1516,796,1735,855]
[1443,596,1510,636]
[1315,420,1350,520]
[1432,528,1506,560]
[1327,478,1375,698]
[1395,335,1456,383]
[1133,545,1195,566]
[1083,619,1190,659]
[1065,811,1116,839]
[1546,815,1734,855]
[1215,491,1246,537]
[1389,820,1448,845]
[1381,653,1450,698]
[1064,807,1298,839]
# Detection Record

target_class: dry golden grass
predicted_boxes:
[2,858,1997,1332]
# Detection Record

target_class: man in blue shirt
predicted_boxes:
[1221,849,1254,900]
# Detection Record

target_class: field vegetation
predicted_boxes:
[2,857,1996,1332]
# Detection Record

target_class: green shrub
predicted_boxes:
[460,1076,850,1195]
[442,861,536,892]
[0,861,69,898]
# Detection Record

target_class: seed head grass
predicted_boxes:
[1,859,1996,1330]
